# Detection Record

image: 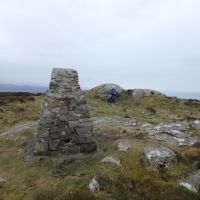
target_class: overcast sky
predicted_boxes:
[0,0,200,92]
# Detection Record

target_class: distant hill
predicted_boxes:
[0,84,199,100]
[0,84,48,93]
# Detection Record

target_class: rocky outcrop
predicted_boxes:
[0,121,38,136]
[92,116,136,126]
[144,146,177,168]
[24,68,97,161]
[143,122,197,146]
[91,83,123,94]
[130,89,164,99]
[180,170,200,193]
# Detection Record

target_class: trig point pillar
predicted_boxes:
[27,68,97,159]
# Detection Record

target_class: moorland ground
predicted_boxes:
[0,91,200,200]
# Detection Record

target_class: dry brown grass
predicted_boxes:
[0,95,43,132]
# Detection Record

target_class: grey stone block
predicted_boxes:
[76,126,93,135]
[80,143,97,153]
[49,139,60,151]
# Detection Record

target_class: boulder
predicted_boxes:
[143,146,177,168]
[91,83,123,94]
[101,156,120,166]
[180,170,200,193]
[144,122,197,146]
[131,89,164,99]
[88,177,100,192]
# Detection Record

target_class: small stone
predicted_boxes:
[180,182,197,193]
[144,146,177,168]
[116,140,131,152]
[101,156,120,166]
[0,177,6,187]
[88,177,100,192]
[179,170,200,193]
[127,181,134,189]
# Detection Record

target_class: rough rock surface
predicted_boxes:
[144,122,197,146]
[91,83,123,94]
[116,139,131,152]
[131,89,164,99]
[0,121,38,136]
[93,116,136,126]
[24,68,97,161]
[191,120,200,131]
[143,146,177,168]
[0,177,6,187]
[88,177,100,192]
[101,156,120,166]
[180,170,200,193]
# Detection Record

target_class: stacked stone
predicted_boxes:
[33,68,97,155]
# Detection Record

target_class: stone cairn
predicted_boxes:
[26,68,97,159]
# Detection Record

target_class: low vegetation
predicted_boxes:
[85,91,200,123]
[0,91,200,199]
[0,92,43,132]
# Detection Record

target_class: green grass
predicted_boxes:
[85,92,200,124]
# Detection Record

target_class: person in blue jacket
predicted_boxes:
[108,88,118,102]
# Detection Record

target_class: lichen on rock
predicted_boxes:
[143,146,177,168]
